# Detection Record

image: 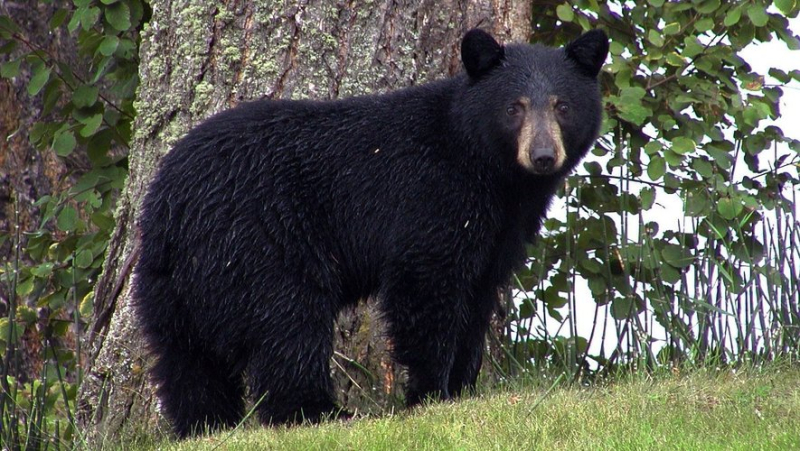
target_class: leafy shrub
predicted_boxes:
[0,0,146,447]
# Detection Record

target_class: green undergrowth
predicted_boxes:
[115,364,800,450]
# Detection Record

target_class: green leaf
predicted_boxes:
[68,7,83,32]
[775,0,796,16]
[105,2,131,31]
[50,8,69,29]
[128,0,145,28]
[0,40,16,54]
[28,66,51,96]
[618,103,651,126]
[30,262,54,277]
[518,299,535,319]
[81,6,101,31]
[87,128,114,164]
[57,206,78,232]
[620,86,646,100]
[664,148,683,166]
[671,137,695,155]
[706,146,732,170]
[775,24,800,50]
[80,113,104,137]
[614,88,650,125]
[685,191,710,216]
[579,258,602,274]
[91,56,112,83]
[17,306,37,325]
[547,306,563,322]
[648,0,665,6]
[42,78,63,116]
[80,292,94,317]
[696,0,720,14]
[717,196,743,220]
[99,35,120,56]
[29,122,48,146]
[644,141,662,155]
[17,276,35,296]
[588,276,607,298]
[724,6,742,26]
[57,61,77,87]
[101,0,120,3]
[556,4,574,22]
[647,155,666,181]
[609,42,625,56]
[742,104,767,126]
[665,52,685,67]
[0,318,24,342]
[52,130,77,157]
[692,158,713,178]
[73,84,99,108]
[746,4,769,27]
[91,211,116,231]
[640,187,655,210]
[663,22,680,36]
[660,264,681,284]
[683,37,704,58]
[583,161,602,176]
[0,15,22,35]
[662,244,693,269]
[768,68,791,84]
[0,58,20,78]
[694,18,715,33]
[647,29,664,47]
[610,297,635,319]
[75,250,94,268]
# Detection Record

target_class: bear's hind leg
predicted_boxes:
[246,298,339,425]
[151,341,246,438]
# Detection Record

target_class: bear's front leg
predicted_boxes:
[380,268,469,406]
[448,288,498,397]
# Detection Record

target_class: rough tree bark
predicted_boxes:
[77,0,531,443]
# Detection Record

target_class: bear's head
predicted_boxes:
[458,28,608,176]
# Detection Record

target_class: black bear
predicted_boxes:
[133,28,608,437]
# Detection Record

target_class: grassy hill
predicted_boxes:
[120,365,800,450]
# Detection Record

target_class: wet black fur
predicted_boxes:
[133,29,608,438]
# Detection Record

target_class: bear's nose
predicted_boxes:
[533,153,555,174]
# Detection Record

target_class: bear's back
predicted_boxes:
[136,80,469,296]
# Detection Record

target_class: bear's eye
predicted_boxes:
[556,102,570,114]
[506,103,523,117]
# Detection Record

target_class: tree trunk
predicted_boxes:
[77,0,531,442]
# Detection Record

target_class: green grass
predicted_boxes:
[118,366,800,450]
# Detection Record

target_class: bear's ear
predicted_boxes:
[565,30,609,78]
[461,28,505,79]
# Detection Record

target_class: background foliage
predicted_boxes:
[1,0,145,447]
[505,0,800,376]
[0,0,798,448]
